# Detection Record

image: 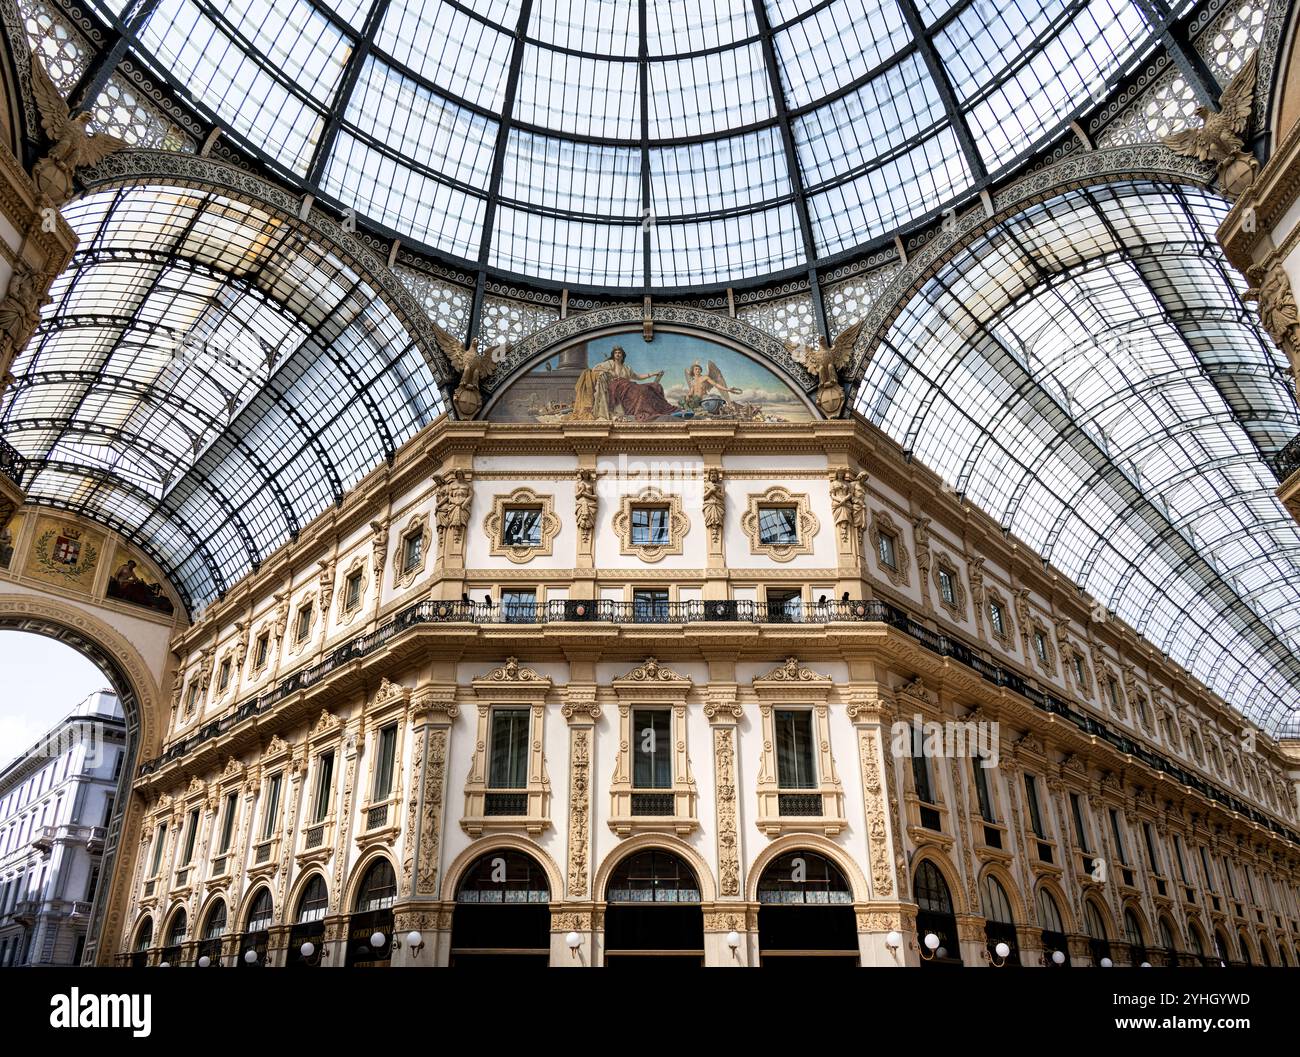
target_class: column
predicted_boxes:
[556,677,599,966]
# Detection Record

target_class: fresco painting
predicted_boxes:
[487,331,815,423]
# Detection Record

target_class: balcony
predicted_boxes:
[31,826,56,853]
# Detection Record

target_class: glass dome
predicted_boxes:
[90,0,1183,290]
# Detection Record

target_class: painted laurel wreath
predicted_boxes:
[34,529,98,579]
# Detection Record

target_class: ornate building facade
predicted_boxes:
[108,315,1300,968]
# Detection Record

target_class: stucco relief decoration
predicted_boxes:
[859,729,895,898]
[868,507,910,586]
[621,657,688,683]
[483,487,561,563]
[373,676,412,709]
[741,486,819,562]
[416,728,447,894]
[317,559,335,616]
[369,519,389,586]
[702,468,725,545]
[483,657,543,683]
[759,657,830,684]
[402,729,426,894]
[612,486,689,562]
[567,727,591,899]
[1162,49,1258,197]
[714,726,740,897]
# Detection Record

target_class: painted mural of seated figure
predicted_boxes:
[571,346,677,421]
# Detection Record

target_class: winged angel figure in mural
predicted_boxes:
[1162,50,1258,197]
[785,318,866,417]
[29,54,127,206]
[430,322,509,419]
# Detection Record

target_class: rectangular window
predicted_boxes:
[294,604,312,644]
[502,507,542,546]
[1070,792,1090,853]
[1173,834,1189,884]
[313,751,335,823]
[989,599,1005,636]
[149,823,167,876]
[758,505,799,545]
[1222,856,1238,899]
[185,682,200,714]
[1024,774,1046,839]
[630,506,670,545]
[488,709,529,789]
[253,631,269,670]
[938,567,956,605]
[971,759,995,822]
[372,724,398,800]
[910,729,934,804]
[1034,630,1048,664]
[766,588,802,622]
[877,531,897,570]
[402,531,423,572]
[344,571,362,611]
[632,589,670,622]
[632,708,671,789]
[1072,655,1086,687]
[1143,822,1161,874]
[1106,676,1119,710]
[260,774,282,841]
[181,808,199,865]
[501,589,537,623]
[218,793,237,853]
[217,658,231,692]
[1109,808,1127,864]
[775,710,817,789]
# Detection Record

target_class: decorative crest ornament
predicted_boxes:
[618,657,688,683]
[785,318,866,416]
[431,322,508,418]
[28,53,127,205]
[1162,50,1258,196]
[755,656,830,683]
[483,657,542,682]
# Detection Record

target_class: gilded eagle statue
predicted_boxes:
[1162,51,1258,197]
[29,54,127,205]
[786,317,866,417]
[431,322,507,419]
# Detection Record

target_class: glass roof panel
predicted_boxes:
[92,0,1186,288]
[857,181,1300,736]
[1,186,444,613]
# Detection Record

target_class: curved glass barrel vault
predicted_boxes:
[0,184,445,612]
[855,180,1300,737]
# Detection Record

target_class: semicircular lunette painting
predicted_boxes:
[487,331,816,423]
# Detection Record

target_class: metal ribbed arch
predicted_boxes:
[857,180,1300,734]
[1,183,443,613]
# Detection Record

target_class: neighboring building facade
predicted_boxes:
[114,319,1300,969]
[0,689,124,966]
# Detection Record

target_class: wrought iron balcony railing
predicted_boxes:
[1269,432,1300,482]
[0,437,27,488]
[134,590,1300,849]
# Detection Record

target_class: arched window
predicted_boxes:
[1188,922,1207,964]
[913,859,960,966]
[1259,939,1273,967]
[296,875,329,924]
[456,849,551,904]
[604,849,703,965]
[1214,929,1232,966]
[202,901,227,940]
[286,874,329,968]
[1123,908,1147,966]
[245,887,274,932]
[450,850,551,966]
[1238,931,1253,966]
[1036,888,1069,967]
[347,859,397,967]
[354,859,397,913]
[756,851,857,965]
[1083,900,1111,966]
[979,875,1019,966]
[133,917,153,952]
[1157,917,1177,967]
[165,909,187,948]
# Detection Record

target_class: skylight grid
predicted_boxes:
[502,133,642,218]
[530,0,636,53]
[647,0,755,54]
[648,205,805,285]
[647,46,774,138]
[516,47,640,138]
[649,128,791,216]
[773,0,911,106]
[375,0,516,109]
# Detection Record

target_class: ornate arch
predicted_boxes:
[745,833,870,905]
[343,849,399,915]
[1082,893,1116,939]
[130,912,154,950]
[285,868,330,923]
[439,835,564,905]
[195,893,228,935]
[479,304,818,415]
[160,902,187,939]
[1121,900,1151,945]
[593,833,718,905]
[1032,878,1076,933]
[907,848,968,915]
[236,882,276,931]
[977,862,1027,924]
[0,592,167,964]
